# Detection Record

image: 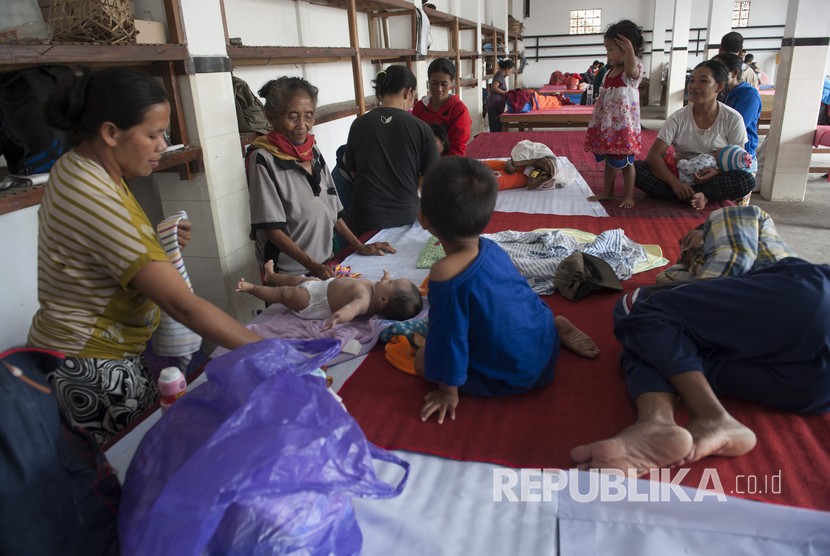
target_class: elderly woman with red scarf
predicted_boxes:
[246,76,395,280]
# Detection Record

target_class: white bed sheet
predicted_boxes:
[494,157,608,216]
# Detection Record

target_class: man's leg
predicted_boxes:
[617,260,830,412]
[574,261,830,472]
[570,388,693,475]
[668,370,756,465]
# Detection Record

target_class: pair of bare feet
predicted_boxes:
[570,403,757,477]
[588,192,635,209]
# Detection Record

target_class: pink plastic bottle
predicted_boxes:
[158,367,187,412]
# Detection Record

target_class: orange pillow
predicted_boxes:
[480,159,528,190]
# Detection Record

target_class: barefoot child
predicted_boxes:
[584,20,644,209]
[237,261,422,330]
[415,157,600,424]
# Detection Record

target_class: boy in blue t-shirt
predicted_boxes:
[415,157,599,424]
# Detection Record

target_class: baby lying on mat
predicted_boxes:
[237,260,422,330]
[676,144,753,185]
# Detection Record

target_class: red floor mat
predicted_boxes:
[467,130,733,218]
[339,214,830,511]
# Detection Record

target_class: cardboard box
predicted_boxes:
[134,19,166,44]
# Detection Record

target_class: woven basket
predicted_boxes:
[48,0,136,43]
[508,16,523,37]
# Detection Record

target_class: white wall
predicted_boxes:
[0,206,39,350]
[519,0,788,88]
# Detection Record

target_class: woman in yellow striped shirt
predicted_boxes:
[28,68,261,444]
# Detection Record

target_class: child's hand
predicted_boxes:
[321,311,343,331]
[236,278,253,293]
[421,388,458,424]
[615,34,634,54]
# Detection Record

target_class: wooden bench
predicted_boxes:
[809,125,830,180]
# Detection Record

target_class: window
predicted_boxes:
[569,9,601,35]
[732,1,750,28]
[524,0,530,18]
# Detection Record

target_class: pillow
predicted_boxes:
[416,235,446,269]
[480,158,528,190]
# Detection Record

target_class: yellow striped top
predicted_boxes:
[28,150,169,359]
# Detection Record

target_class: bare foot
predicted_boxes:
[690,192,708,210]
[411,332,426,349]
[619,196,635,209]
[588,192,614,202]
[680,413,757,465]
[570,420,694,477]
[555,315,600,359]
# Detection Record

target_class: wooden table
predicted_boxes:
[499,105,594,131]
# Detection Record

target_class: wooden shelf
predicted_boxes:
[304,0,413,13]
[0,145,204,215]
[423,8,477,31]
[237,96,381,154]
[0,42,189,71]
[157,146,203,179]
[227,45,355,65]
[0,183,45,216]
[362,47,416,61]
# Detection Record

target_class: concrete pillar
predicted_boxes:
[165,0,262,326]
[760,0,830,201]
[705,0,733,59]
[665,0,692,117]
[648,0,672,107]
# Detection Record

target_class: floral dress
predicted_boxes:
[584,60,643,157]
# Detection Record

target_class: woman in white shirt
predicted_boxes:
[633,60,755,210]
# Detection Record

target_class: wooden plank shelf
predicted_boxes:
[0,146,203,215]
[362,47,416,61]
[237,96,380,155]
[0,183,45,216]
[227,45,355,65]
[0,42,189,71]
[304,0,413,13]
[157,146,203,179]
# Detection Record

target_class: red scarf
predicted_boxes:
[256,131,316,162]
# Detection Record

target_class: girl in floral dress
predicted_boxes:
[584,20,644,208]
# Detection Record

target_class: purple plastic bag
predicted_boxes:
[119,338,409,556]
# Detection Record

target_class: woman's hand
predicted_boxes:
[693,167,720,184]
[177,220,192,250]
[355,242,396,256]
[669,180,695,201]
[312,263,336,280]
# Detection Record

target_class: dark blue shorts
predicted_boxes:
[595,154,635,169]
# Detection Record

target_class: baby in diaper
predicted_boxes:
[237,260,422,330]
[676,144,753,185]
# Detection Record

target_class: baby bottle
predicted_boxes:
[158,366,187,412]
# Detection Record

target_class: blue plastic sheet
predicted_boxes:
[119,338,409,555]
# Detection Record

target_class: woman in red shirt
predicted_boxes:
[412,58,472,156]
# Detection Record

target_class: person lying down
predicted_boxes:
[657,205,796,282]
[237,260,422,331]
